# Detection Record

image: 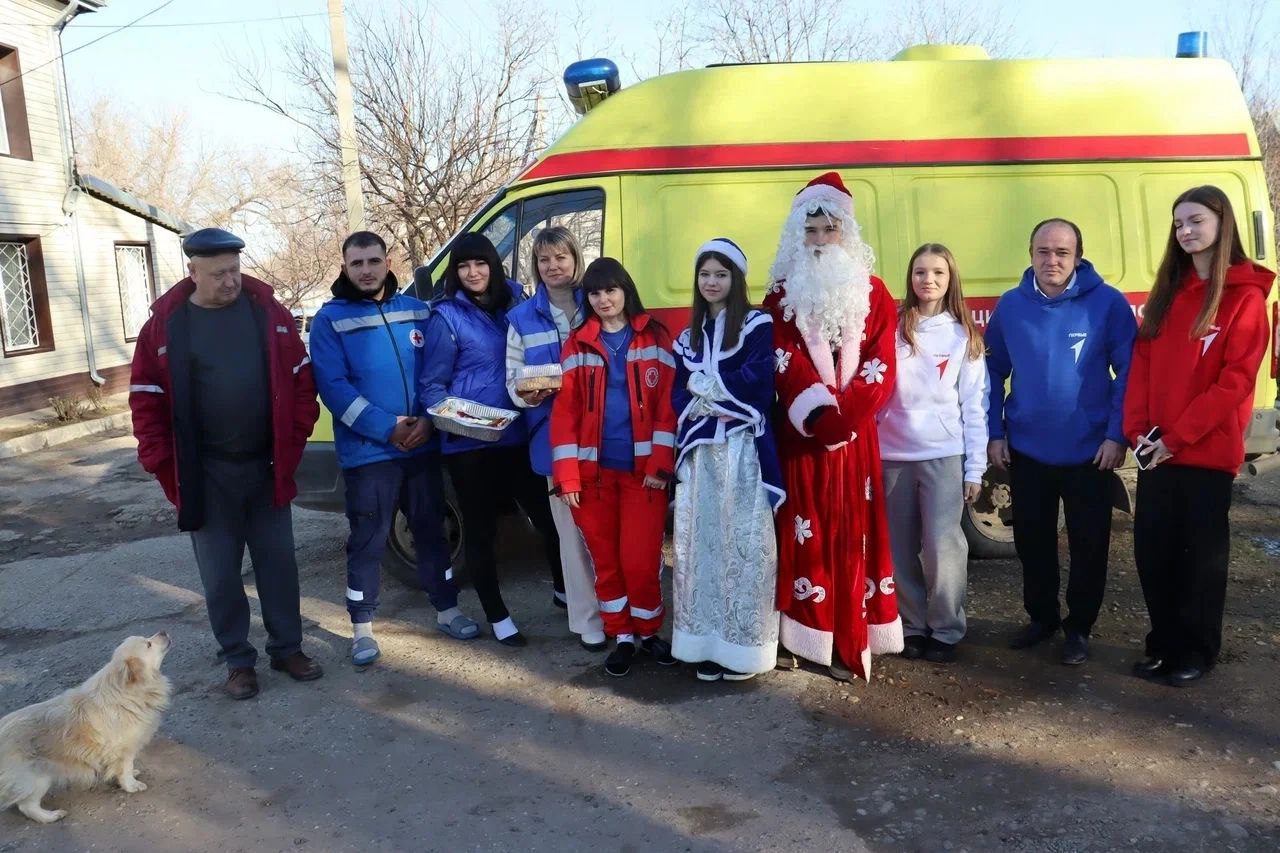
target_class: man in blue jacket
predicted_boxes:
[985,219,1136,666]
[309,231,479,666]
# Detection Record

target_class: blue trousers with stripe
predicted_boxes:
[343,453,457,622]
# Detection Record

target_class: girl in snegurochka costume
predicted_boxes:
[671,238,786,682]
[1123,185,1274,686]
[877,243,988,664]
[549,258,679,678]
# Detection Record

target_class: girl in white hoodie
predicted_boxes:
[877,243,988,663]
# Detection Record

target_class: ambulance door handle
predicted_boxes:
[1253,210,1267,259]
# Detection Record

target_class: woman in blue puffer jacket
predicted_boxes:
[421,233,564,647]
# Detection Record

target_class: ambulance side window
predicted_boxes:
[481,206,519,279]
[516,189,605,284]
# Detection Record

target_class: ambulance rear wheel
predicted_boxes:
[382,477,467,589]
[963,468,1017,560]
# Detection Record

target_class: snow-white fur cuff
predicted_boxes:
[787,382,836,437]
[779,614,832,667]
[868,615,905,655]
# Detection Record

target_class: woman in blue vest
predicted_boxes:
[421,233,564,647]
[505,227,607,651]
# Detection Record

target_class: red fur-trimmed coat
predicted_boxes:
[765,276,903,680]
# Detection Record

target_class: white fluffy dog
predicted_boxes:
[0,632,171,823]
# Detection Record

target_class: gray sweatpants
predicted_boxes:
[190,458,304,669]
[881,456,968,644]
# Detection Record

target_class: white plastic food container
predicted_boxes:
[514,363,563,392]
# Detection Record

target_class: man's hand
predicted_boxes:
[517,388,555,406]
[987,439,1011,472]
[389,417,417,449]
[1135,435,1173,469]
[1093,439,1125,470]
[560,491,580,508]
[642,475,666,490]
[963,481,982,505]
[398,417,432,451]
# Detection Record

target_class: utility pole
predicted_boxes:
[328,0,365,233]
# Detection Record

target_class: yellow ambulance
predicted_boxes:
[297,40,1278,571]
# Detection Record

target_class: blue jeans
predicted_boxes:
[343,453,457,622]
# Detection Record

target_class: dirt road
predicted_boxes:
[0,431,1277,851]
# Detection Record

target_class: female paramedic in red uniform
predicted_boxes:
[550,257,679,678]
[1124,185,1274,687]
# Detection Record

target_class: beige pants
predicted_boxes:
[548,477,605,642]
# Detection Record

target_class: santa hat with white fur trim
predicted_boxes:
[792,171,854,217]
[695,237,748,276]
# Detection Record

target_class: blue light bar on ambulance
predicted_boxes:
[564,58,621,115]
[1176,31,1208,58]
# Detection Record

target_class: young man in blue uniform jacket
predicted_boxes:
[309,231,479,666]
[985,218,1136,667]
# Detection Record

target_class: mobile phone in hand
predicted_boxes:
[1134,425,1163,470]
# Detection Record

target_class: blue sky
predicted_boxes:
[59,0,1270,154]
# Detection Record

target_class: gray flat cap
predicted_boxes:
[182,227,245,258]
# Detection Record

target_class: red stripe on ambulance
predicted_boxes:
[518,134,1253,181]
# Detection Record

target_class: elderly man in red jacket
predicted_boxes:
[129,227,322,700]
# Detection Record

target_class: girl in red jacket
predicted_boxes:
[1123,184,1274,687]
[550,257,678,677]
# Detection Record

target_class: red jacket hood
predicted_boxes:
[1184,261,1276,297]
[149,275,278,321]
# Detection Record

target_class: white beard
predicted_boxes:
[780,243,872,348]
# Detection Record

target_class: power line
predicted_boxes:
[1,0,178,86]
[53,13,327,28]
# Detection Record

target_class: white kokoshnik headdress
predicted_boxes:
[696,237,748,277]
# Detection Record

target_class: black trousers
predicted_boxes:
[189,458,303,669]
[1010,449,1114,635]
[446,445,563,623]
[1133,464,1233,669]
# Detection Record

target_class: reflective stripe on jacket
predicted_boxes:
[507,285,585,474]
[128,276,319,531]
[420,280,529,454]
[310,273,433,470]
[549,313,677,495]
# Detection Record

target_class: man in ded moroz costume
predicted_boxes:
[765,172,904,681]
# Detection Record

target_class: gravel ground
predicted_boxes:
[0,431,1277,852]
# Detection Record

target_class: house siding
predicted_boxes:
[0,1,186,416]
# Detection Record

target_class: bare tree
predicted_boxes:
[72,95,292,228]
[693,0,878,64]
[1214,0,1280,247]
[240,187,345,310]
[640,0,1015,76]
[887,0,1022,57]
[233,1,550,270]
[650,4,699,74]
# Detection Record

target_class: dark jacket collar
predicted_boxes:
[330,270,400,302]
[150,274,276,322]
